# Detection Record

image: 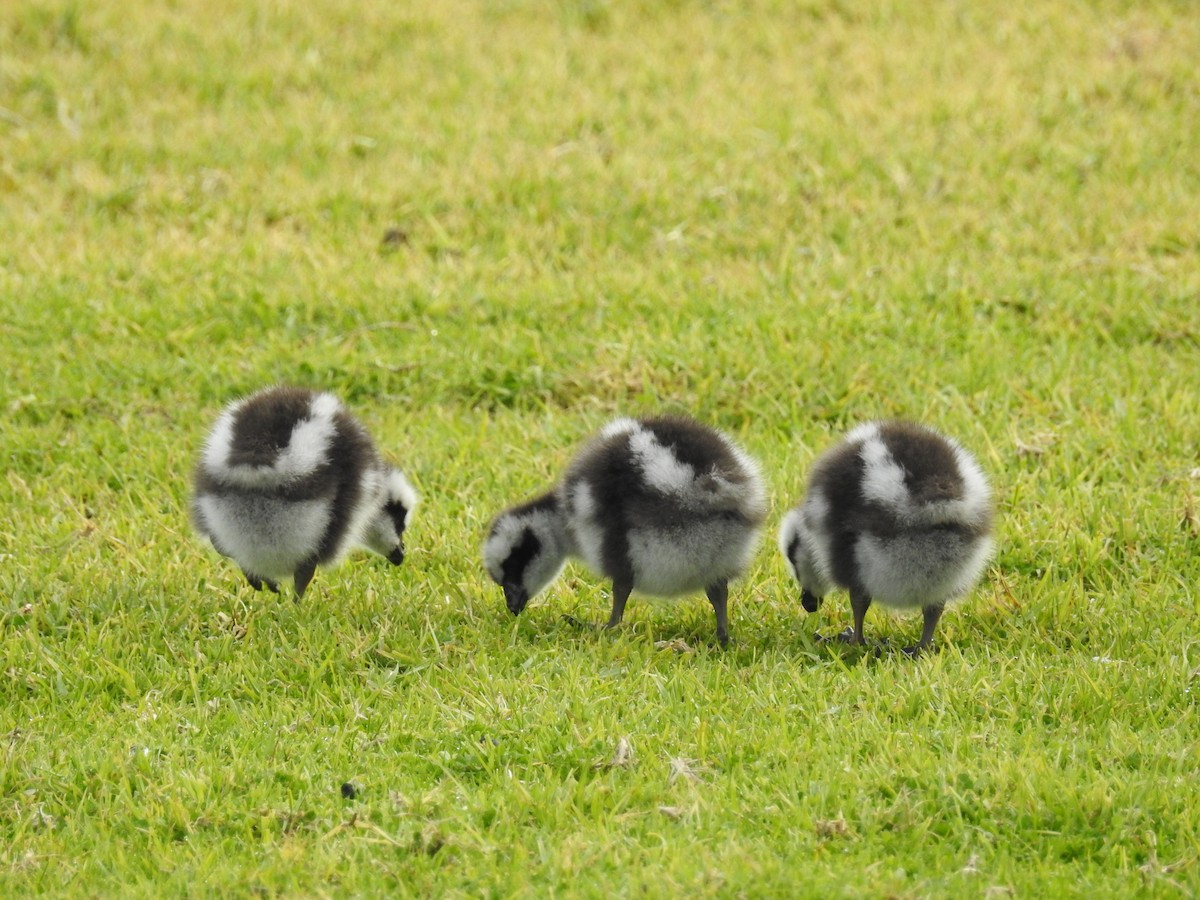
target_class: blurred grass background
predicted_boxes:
[2,0,1198,895]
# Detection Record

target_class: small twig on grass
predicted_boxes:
[814,815,851,839]
[654,638,695,654]
[593,736,635,770]
[668,757,705,784]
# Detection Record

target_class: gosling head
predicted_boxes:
[778,507,830,613]
[363,468,419,566]
[483,497,568,616]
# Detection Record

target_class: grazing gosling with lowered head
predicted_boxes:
[192,386,417,598]
[779,421,993,654]
[484,416,767,646]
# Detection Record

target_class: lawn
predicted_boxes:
[2,0,1199,895]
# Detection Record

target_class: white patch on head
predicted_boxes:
[778,508,803,560]
[483,506,569,600]
[481,523,511,585]
[351,466,405,559]
[860,434,908,508]
[384,468,419,525]
[628,427,695,496]
[778,504,835,597]
[195,493,329,579]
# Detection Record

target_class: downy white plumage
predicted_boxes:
[779,421,993,654]
[483,416,767,646]
[192,386,417,598]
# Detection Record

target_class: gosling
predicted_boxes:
[779,420,993,654]
[483,416,767,646]
[192,386,417,598]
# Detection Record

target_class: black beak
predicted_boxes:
[801,589,823,613]
[387,544,405,566]
[504,582,529,616]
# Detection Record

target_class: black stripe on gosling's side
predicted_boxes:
[804,437,871,591]
[310,414,380,567]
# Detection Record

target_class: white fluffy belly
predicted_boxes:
[855,532,993,609]
[626,522,757,597]
[197,495,331,578]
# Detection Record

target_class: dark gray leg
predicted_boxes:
[705,580,730,648]
[293,561,317,600]
[903,605,944,656]
[244,571,279,594]
[563,577,634,634]
[603,577,633,630]
[837,588,872,645]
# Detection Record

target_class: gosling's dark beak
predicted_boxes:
[387,544,406,566]
[801,589,823,613]
[504,582,529,616]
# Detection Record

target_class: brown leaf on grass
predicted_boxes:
[814,816,850,838]
[215,612,247,640]
[380,227,410,251]
[594,736,635,770]
[1182,490,1200,538]
[1014,432,1059,457]
[668,757,704,784]
[1137,830,1195,882]
[654,638,695,654]
[657,805,686,820]
[989,571,1023,612]
[1107,27,1160,62]
[418,823,446,856]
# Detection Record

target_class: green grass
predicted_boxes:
[3,0,1199,895]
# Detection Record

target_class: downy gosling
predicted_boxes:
[484,416,767,646]
[192,386,417,598]
[779,421,993,654]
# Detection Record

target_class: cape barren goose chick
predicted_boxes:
[779,421,993,655]
[192,386,417,599]
[483,416,767,646]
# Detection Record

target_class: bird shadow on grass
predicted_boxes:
[501,607,886,670]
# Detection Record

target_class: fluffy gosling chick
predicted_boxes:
[779,421,993,654]
[483,416,767,646]
[192,386,417,598]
